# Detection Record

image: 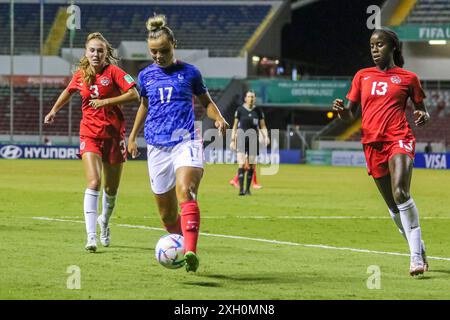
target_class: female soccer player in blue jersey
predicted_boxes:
[128,15,229,272]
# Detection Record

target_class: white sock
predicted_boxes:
[84,188,99,235]
[397,198,422,258]
[388,208,407,241]
[101,191,117,224]
[389,208,426,256]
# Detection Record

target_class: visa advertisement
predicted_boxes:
[306,150,449,170]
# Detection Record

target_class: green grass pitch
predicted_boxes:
[1,159,449,299]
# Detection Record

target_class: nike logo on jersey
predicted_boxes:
[363,76,371,80]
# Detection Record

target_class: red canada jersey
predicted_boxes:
[67,64,136,138]
[346,66,425,144]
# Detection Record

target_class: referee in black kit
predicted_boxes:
[230,90,270,196]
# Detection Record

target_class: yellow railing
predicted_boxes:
[336,118,362,141]
[240,7,277,57]
[43,7,69,55]
[387,0,417,26]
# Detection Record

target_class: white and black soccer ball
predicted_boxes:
[155,234,186,269]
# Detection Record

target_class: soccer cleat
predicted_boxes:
[97,215,110,247]
[229,179,239,188]
[252,183,263,189]
[244,189,251,196]
[184,251,199,272]
[85,234,97,253]
[409,255,425,276]
[421,240,429,272]
[239,190,245,196]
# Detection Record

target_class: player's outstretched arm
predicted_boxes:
[44,89,73,124]
[128,97,148,158]
[89,87,139,109]
[412,102,430,127]
[332,99,359,122]
[198,92,229,136]
[259,119,270,146]
[230,118,239,150]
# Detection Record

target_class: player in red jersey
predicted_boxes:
[44,32,139,252]
[333,29,430,276]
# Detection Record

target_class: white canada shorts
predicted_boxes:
[147,138,204,194]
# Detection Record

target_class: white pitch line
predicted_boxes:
[235,216,450,220]
[32,216,450,262]
[42,215,450,220]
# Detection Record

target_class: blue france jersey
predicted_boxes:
[138,61,207,147]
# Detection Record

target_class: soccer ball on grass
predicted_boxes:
[155,234,185,269]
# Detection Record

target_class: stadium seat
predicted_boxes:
[406,0,450,24]
[0,3,271,57]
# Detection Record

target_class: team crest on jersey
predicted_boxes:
[80,141,86,150]
[100,77,110,86]
[390,75,401,84]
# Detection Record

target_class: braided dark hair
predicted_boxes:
[372,28,404,67]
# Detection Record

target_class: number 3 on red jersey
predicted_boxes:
[90,85,99,99]
[371,81,388,96]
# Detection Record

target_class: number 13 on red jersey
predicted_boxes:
[371,82,388,96]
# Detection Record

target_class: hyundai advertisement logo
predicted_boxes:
[0,145,23,159]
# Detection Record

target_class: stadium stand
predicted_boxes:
[407,87,450,145]
[0,3,271,57]
[0,86,10,133]
[316,0,450,149]
[1,1,259,138]
[406,0,450,24]
[0,3,58,55]
[0,86,76,135]
[0,85,225,136]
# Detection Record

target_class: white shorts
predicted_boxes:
[147,138,204,194]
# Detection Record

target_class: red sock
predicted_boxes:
[180,200,200,253]
[252,170,258,184]
[163,214,182,235]
[233,175,238,183]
